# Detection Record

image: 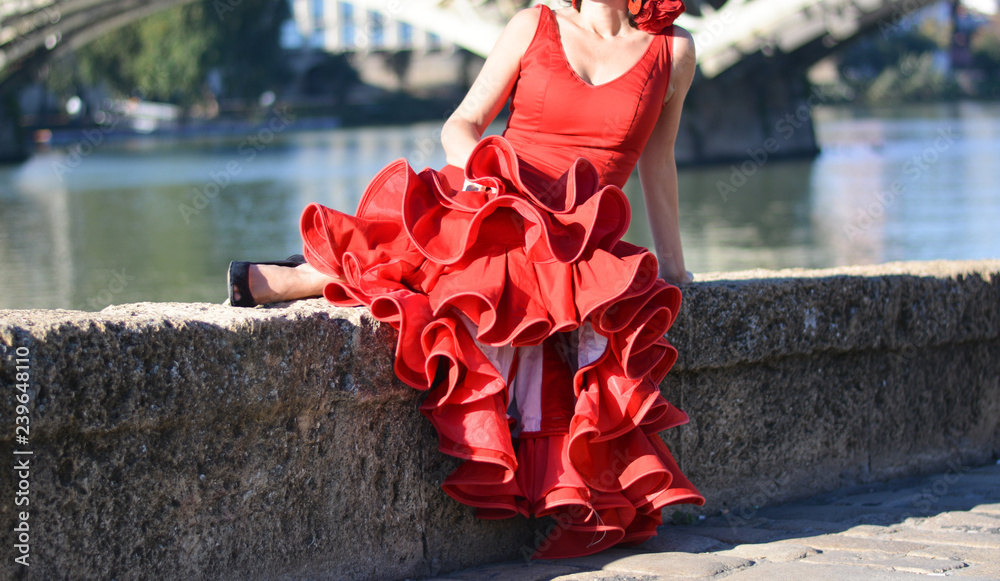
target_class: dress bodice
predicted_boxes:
[502,5,675,189]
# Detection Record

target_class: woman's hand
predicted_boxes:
[660,268,694,285]
[658,256,694,284]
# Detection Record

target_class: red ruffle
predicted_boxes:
[300,135,703,558]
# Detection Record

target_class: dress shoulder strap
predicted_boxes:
[512,4,557,65]
[536,3,555,24]
[529,4,558,50]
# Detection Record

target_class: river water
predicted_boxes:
[1,102,997,311]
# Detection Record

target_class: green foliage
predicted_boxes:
[69,3,213,105]
[53,0,289,107]
[205,0,291,101]
[838,27,940,81]
[836,20,959,104]
[971,16,1000,68]
[970,16,1000,97]
[301,53,360,103]
[864,52,956,103]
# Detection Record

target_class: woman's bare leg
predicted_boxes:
[238,262,335,305]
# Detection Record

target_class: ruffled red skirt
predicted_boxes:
[300,136,703,558]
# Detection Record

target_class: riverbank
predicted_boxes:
[26,91,467,151]
[1,259,997,580]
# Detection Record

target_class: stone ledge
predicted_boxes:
[1,301,410,436]
[670,259,1000,371]
[0,259,997,580]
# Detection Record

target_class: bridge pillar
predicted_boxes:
[677,65,821,166]
[0,94,30,164]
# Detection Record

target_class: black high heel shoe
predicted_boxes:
[227,254,306,307]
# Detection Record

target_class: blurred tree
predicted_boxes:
[63,3,213,106]
[971,16,1000,97]
[49,0,289,108]
[972,17,1000,63]
[301,53,361,105]
[835,14,959,103]
[207,0,291,102]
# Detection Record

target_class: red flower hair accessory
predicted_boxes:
[631,0,686,34]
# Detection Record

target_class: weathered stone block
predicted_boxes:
[0,259,997,579]
[0,302,532,580]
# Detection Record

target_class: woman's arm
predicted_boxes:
[440,8,540,168]
[636,26,696,285]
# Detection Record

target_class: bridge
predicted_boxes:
[0,0,938,162]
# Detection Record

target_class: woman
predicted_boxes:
[229,0,703,559]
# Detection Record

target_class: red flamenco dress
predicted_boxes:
[299,4,703,559]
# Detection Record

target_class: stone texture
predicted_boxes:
[776,533,927,554]
[907,544,1000,564]
[670,260,1000,371]
[658,525,787,546]
[915,511,1000,532]
[840,524,892,537]
[756,519,849,534]
[436,464,1000,581]
[722,561,985,581]
[801,550,970,574]
[882,529,1000,550]
[568,549,752,577]
[0,301,532,580]
[441,561,588,581]
[906,546,1000,578]
[548,573,659,581]
[0,259,997,580]
[635,531,729,554]
[717,542,819,562]
[954,565,1000,579]
[971,503,1000,515]
[662,261,1000,517]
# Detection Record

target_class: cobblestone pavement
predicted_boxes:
[426,462,1000,580]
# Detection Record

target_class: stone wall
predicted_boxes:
[1,259,997,580]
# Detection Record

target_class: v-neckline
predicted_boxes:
[547,6,658,89]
